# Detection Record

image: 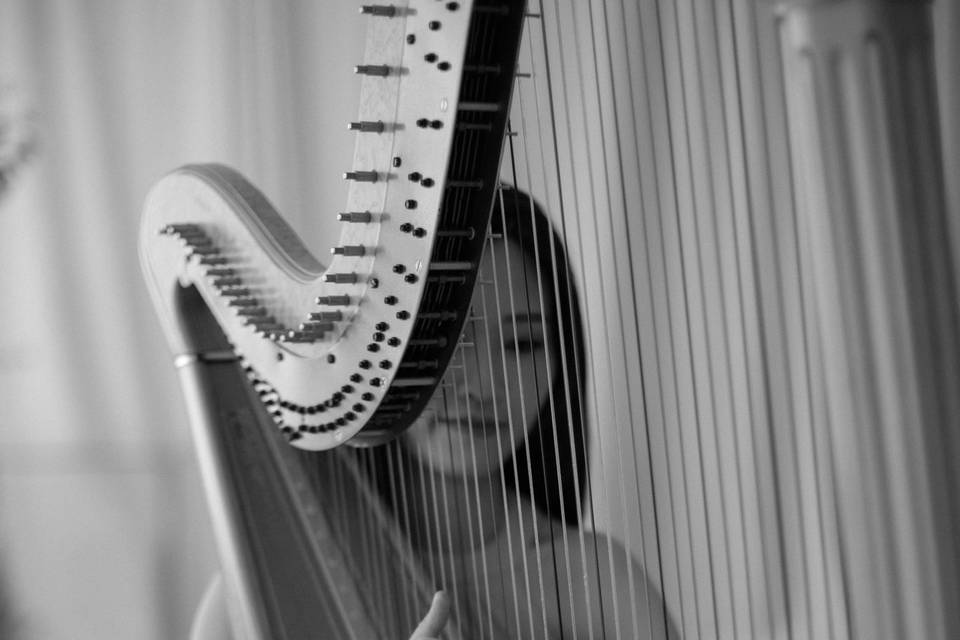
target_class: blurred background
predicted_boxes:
[1,1,959,639]
[0,2,366,637]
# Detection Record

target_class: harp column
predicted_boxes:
[776,0,960,639]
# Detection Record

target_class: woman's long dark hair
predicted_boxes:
[365,188,588,529]
[492,187,587,528]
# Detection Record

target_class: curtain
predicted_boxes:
[0,1,361,637]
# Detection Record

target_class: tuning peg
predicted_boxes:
[236,307,268,317]
[300,321,334,333]
[408,337,448,348]
[354,65,390,77]
[309,311,343,322]
[316,295,351,306]
[360,5,397,17]
[188,246,219,257]
[324,273,359,284]
[344,171,378,183]
[331,245,366,256]
[429,261,474,271]
[159,223,201,235]
[337,211,373,223]
[247,320,282,330]
[348,121,385,133]
[220,288,251,297]
[283,331,317,343]
[182,237,213,248]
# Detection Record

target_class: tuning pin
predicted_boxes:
[188,246,219,257]
[220,288,251,297]
[337,211,373,223]
[205,267,236,277]
[447,180,484,189]
[324,273,358,284]
[177,232,210,243]
[249,321,283,331]
[428,261,474,271]
[331,245,366,257]
[344,171,378,183]
[212,276,243,287]
[354,64,390,77]
[300,321,334,333]
[159,223,201,235]
[236,307,268,317]
[360,5,397,17]
[437,229,476,239]
[392,376,438,387]
[418,311,458,321]
[316,295,351,306]
[198,256,229,266]
[348,121,385,133]
[283,331,316,343]
[246,318,280,327]
[408,337,448,348]
[309,311,343,322]
[228,298,258,307]
[458,101,501,112]
[182,237,214,248]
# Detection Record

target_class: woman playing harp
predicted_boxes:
[192,190,678,639]
[382,188,679,640]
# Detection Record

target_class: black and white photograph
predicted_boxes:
[1,1,959,638]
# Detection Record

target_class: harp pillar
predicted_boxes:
[776,0,960,638]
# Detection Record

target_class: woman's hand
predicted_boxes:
[409,591,450,640]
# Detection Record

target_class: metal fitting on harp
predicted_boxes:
[324,273,359,284]
[348,121,385,133]
[359,5,397,17]
[300,321,334,333]
[408,337,448,348]
[158,223,201,235]
[187,246,219,257]
[282,331,317,344]
[227,298,258,307]
[343,171,378,183]
[331,245,366,256]
[309,311,343,322]
[354,65,391,77]
[220,288,252,297]
[316,295,351,306]
[337,211,373,223]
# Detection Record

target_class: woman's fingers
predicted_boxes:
[409,591,451,639]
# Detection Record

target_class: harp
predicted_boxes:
[139,0,960,638]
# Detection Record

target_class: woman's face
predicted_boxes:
[402,235,557,477]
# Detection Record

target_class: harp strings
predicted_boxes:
[567,0,651,636]
[321,2,693,637]
[475,250,529,638]
[595,0,656,635]
[454,342,501,638]
[535,1,614,637]
[444,371,488,638]
[493,187,553,637]
[518,7,595,636]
